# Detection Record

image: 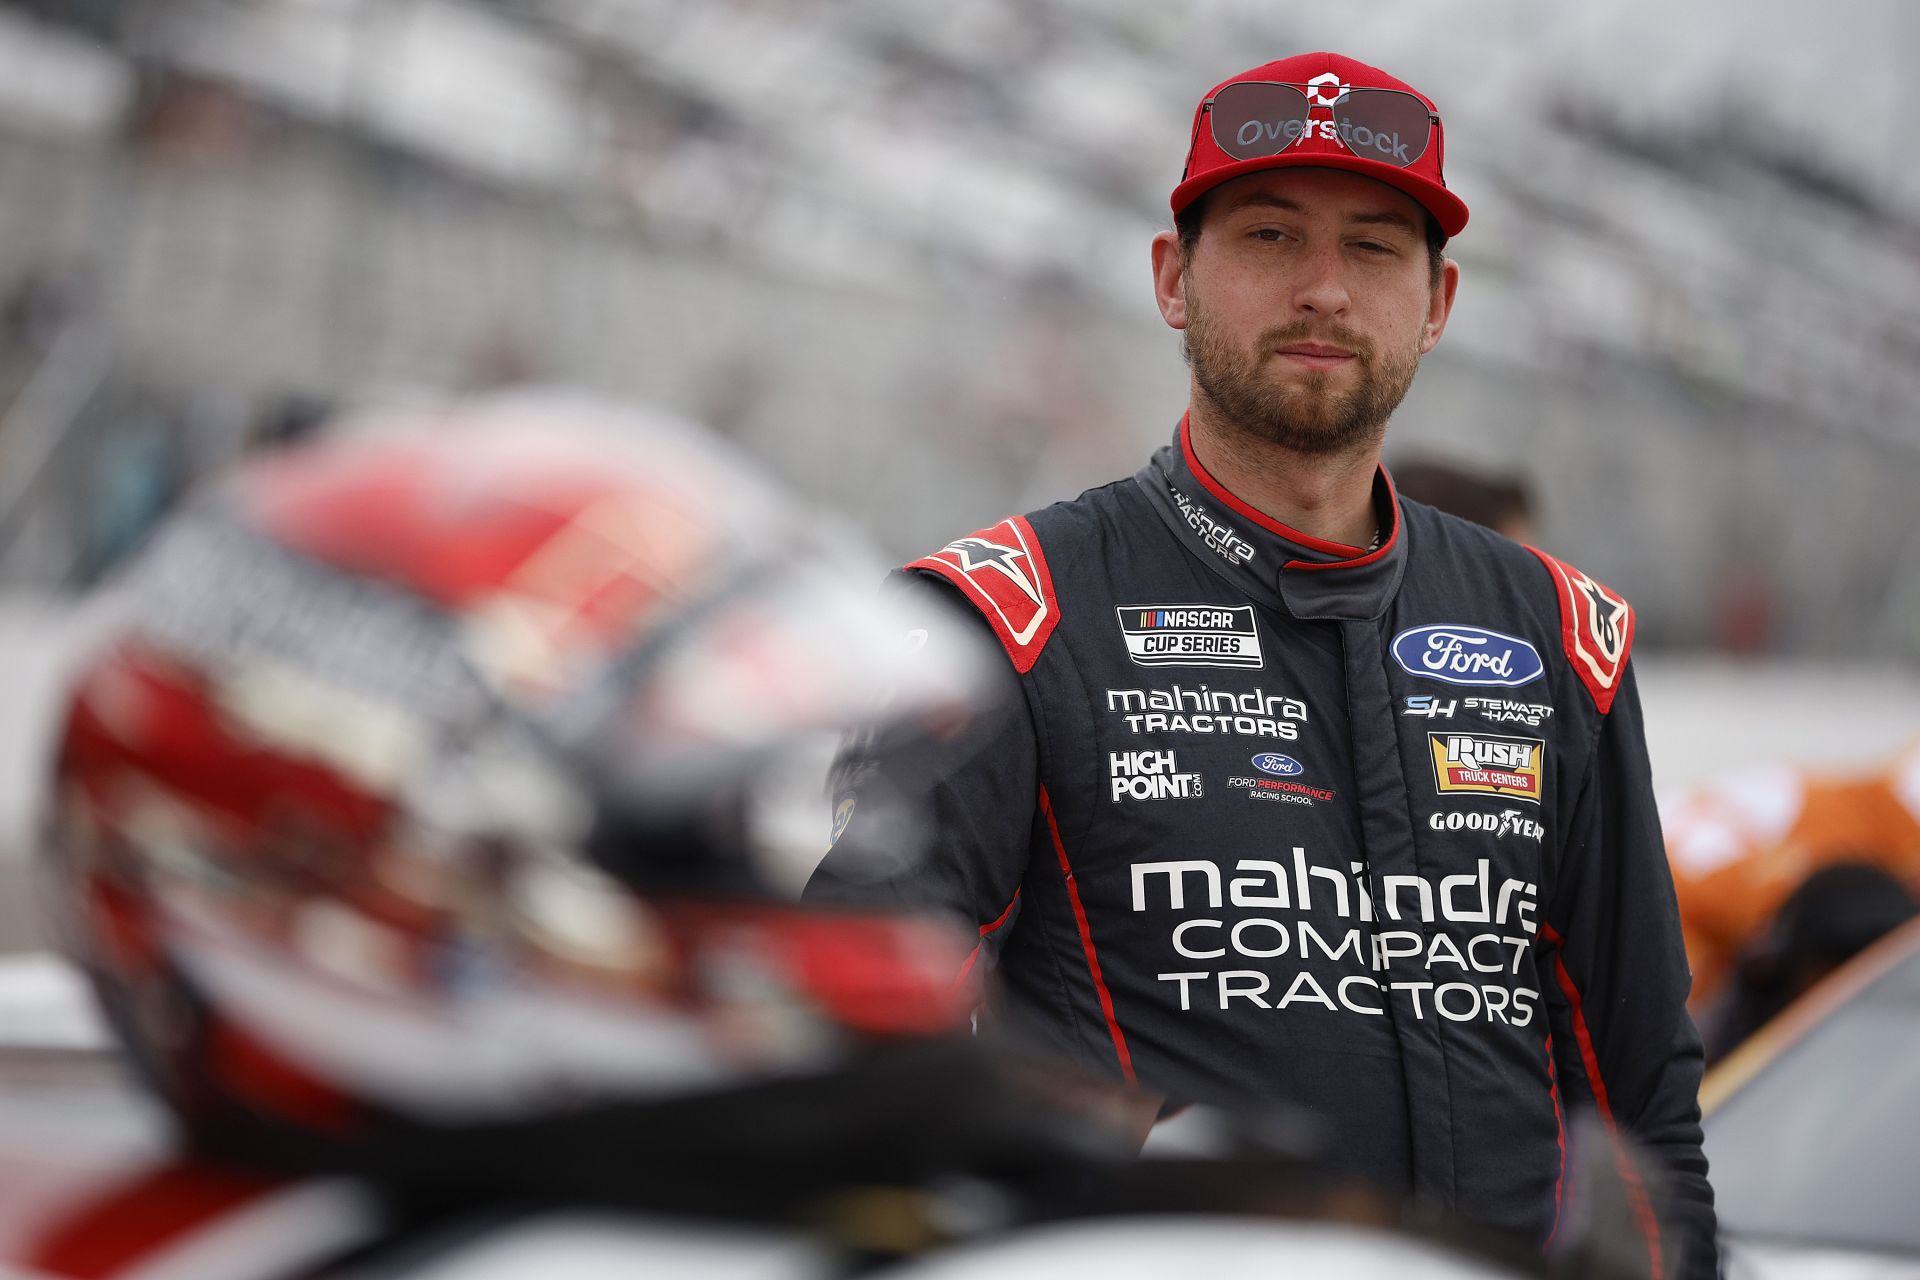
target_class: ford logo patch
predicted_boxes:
[1251,753,1304,776]
[1390,624,1545,688]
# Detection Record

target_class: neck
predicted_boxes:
[1184,403,1383,550]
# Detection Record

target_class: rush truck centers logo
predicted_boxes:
[1116,604,1264,669]
[1428,733,1545,804]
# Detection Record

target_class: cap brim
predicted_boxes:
[1171,153,1469,238]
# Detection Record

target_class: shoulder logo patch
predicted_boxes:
[909,517,1058,673]
[1529,548,1634,714]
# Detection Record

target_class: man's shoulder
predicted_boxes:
[1399,499,1635,716]
[901,478,1146,674]
[1026,472,1156,541]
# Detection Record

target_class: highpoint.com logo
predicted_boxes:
[1109,749,1203,801]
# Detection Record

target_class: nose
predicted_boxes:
[1290,242,1351,318]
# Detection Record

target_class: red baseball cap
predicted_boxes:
[1172,52,1468,238]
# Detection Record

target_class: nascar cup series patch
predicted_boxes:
[1429,732,1545,803]
[1116,604,1264,669]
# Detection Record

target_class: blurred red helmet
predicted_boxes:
[42,393,992,1177]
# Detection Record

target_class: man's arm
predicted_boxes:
[1543,663,1718,1280]
[808,573,1038,949]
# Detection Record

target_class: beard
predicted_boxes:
[1184,292,1422,458]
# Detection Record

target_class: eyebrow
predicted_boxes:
[1222,193,1421,235]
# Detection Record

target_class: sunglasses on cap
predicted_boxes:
[1192,80,1439,172]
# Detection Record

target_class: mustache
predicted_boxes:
[1259,321,1374,361]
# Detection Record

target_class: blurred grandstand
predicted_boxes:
[0,0,1915,648]
[1,2,1919,933]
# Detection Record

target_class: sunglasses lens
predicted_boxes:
[1329,89,1434,168]
[1208,82,1313,161]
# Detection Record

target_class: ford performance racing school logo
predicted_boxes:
[1391,625,1544,689]
[1117,604,1264,670]
[1228,752,1331,806]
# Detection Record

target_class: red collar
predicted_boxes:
[1177,413,1401,571]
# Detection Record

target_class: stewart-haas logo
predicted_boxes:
[1428,733,1545,803]
[1405,695,1556,729]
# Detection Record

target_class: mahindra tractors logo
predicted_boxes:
[1169,485,1256,566]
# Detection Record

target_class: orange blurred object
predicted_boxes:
[1663,739,1920,1005]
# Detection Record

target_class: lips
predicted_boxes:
[1274,342,1357,369]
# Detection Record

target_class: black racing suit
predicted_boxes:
[814,421,1716,1279]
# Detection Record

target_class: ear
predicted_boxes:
[1420,257,1460,354]
[1151,229,1188,330]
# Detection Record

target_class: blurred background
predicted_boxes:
[0,0,1919,954]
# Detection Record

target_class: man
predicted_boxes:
[816,52,1716,1277]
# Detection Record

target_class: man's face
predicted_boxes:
[1154,168,1458,456]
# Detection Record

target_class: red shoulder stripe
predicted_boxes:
[908,516,1059,674]
[1528,548,1635,715]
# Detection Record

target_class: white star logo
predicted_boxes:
[945,537,1042,606]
